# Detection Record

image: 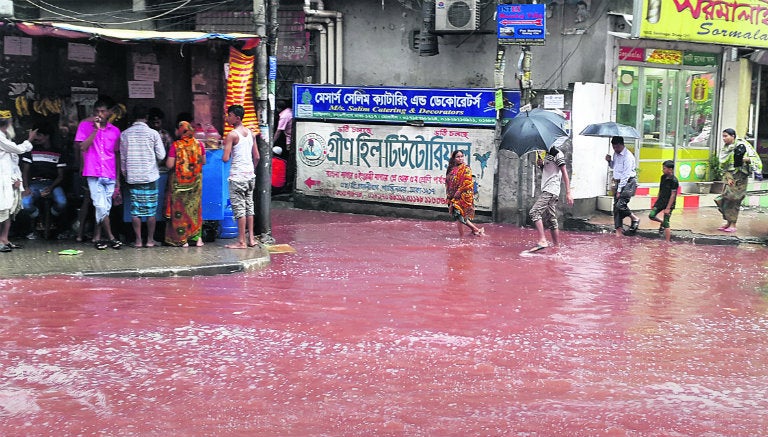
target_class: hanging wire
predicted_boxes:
[23,0,194,26]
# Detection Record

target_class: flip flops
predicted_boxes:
[94,241,108,250]
[109,239,122,249]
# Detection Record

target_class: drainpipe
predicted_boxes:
[306,16,334,83]
[305,22,327,83]
[304,0,343,83]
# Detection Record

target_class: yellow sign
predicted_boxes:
[638,0,768,49]
[646,49,682,65]
[691,77,710,102]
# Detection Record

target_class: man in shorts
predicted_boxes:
[75,97,122,250]
[648,160,679,242]
[529,141,573,249]
[222,105,260,249]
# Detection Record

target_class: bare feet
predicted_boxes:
[225,242,248,249]
[472,228,486,236]
[247,239,258,247]
[145,240,157,248]
[196,239,204,247]
[134,240,143,248]
[182,242,189,247]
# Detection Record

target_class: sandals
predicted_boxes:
[472,228,486,236]
[93,239,121,250]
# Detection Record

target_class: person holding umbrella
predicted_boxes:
[605,136,640,236]
[528,140,573,251]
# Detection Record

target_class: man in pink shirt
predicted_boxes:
[75,97,122,250]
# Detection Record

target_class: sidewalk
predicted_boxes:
[569,205,768,246]
[1,203,765,278]
[0,239,270,278]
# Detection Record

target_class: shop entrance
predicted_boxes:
[616,65,717,184]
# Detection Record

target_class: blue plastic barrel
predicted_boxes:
[218,203,238,239]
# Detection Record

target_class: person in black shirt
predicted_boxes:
[648,160,678,242]
[21,122,68,238]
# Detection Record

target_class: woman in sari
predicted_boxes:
[715,128,762,232]
[445,149,485,237]
[715,128,761,233]
[165,121,206,246]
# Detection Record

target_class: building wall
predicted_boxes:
[328,0,610,89]
[305,0,613,223]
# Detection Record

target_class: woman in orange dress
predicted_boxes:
[165,121,206,247]
[445,150,485,237]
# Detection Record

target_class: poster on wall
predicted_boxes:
[635,0,768,49]
[295,122,497,212]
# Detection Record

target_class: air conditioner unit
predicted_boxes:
[435,0,479,33]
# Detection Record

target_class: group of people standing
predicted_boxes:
[0,98,261,253]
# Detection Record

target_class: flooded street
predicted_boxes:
[2,208,768,436]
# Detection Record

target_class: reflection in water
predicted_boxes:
[2,209,768,435]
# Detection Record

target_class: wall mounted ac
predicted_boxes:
[435,0,479,33]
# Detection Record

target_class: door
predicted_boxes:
[616,66,716,183]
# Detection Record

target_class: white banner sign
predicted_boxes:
[295,122,497,211]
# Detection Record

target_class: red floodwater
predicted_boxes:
[2,208,768,436]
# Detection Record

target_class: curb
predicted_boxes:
[563,218,765,246]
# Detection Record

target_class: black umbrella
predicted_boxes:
[499,108,568,156]
[580,122,641,139]
[500,108,568,156]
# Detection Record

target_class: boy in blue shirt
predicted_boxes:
[648,160,678,242]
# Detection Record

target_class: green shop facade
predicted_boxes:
[615,46,719,184]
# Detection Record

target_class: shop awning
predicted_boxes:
[14,21,262,45]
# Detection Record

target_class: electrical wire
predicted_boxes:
[30,0,242,20]
[541,1,610,90]
[23,0,194,26]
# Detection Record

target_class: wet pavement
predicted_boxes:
[0,239,270,278]
[1,205,768,435]
[575,206,768,246]
[1,204,766,278]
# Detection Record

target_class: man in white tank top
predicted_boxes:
[222,105,260,248]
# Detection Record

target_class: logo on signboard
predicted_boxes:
[297,133,327,167]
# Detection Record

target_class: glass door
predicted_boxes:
[616,66,716,183]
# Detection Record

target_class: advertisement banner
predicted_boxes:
[497,4,546,45]
[637,0,768,49]
[293,85,520,126]
[294,122,497,211]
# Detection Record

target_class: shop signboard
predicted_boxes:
[619,46,718,67]
[294,122,496,211]
[294,85,520,126]
[635,0,768,49]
